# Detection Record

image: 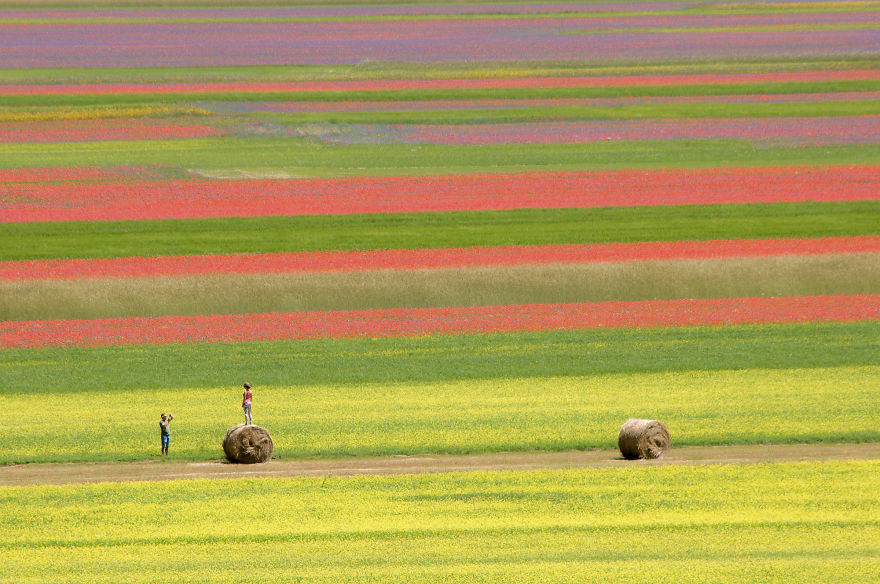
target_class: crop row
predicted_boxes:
[3,294,877,349]
[224,91,880,113]
[5,236,876,281]
[5,252,880,322]
[8,114,877,146]
[0,118,224,143]
[4,70,879,96]
[5,320,875,395]
[320,115,880,145]
[3,12,878,69]
[4,166,877,223]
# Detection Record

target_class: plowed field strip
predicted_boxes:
[2,443,878,487]
[4,165,877,223]
[2,294,877,349]
[5,236,877,281]
[4,70,879,95]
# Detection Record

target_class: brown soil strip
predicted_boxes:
[2,443,878,487]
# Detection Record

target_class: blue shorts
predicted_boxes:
[161,434,170,447]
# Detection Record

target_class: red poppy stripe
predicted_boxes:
[2,70,878,95]
[4,236,879,281]
[4,165,877,223]
[1,295,877,349]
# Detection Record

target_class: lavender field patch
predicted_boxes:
[308,115,880,146]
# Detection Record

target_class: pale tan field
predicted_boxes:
[3,253,878,320]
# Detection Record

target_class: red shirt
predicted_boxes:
[242,389,252,406]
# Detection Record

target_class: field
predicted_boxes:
[1,0,879,581]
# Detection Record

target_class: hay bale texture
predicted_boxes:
[223,424,274,463]
[618,418,671,460]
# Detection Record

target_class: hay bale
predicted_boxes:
[618,418,671,460]
[222,424,274,463]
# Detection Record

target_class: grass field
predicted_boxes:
[2,0,879,580]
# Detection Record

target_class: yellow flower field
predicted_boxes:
[7,365,878,463]
[2,461,877,583]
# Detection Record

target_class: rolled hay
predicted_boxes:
[222,424,274,463]
[618,418,671,460]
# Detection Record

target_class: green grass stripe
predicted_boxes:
[1,138,880,177]
[4,202,878,261]
[2,463,878,584]
[15,98,879,128]
[2,363,878,462]
[1,56,876,85]
[6,80,880,107]
[4,321,877,395]
[255,100,880,125]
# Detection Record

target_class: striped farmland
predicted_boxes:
[2,2,880,582]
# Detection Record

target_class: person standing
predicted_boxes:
[159,413,173,455]
[242,383,253,425]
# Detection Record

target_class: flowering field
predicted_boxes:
[1,0,879,581]
[3,461,878,583]
[1,0,878,456]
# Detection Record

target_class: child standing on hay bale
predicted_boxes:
[159,413,173,455]
[242,383,253,425]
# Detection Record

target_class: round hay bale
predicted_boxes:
[618,418,671,460]
[222,424,274,464]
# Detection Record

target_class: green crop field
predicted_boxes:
[2,0,879,581]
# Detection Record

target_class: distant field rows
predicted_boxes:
[2,295,877,349]
[7,115,878,145]
[319,115,880,145]
[214,91,880,113]
[3,12,879,68]
[0,118,224,143]
[4,166,877,222]
[5,236,877,280]
[4,70,880,95]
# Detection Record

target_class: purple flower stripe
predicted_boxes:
[0,3,688,19]
[2,17,877,68]
[220,91,880,114]
[313,116,880,145]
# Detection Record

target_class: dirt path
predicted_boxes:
[2,443,878,487]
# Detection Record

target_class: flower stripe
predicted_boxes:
[3,70,878,96]
[0,119,224,143]
[4,236,879,281]
[2,295,877,348]
[4,165,877,223]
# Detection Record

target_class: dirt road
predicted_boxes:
[2,442,878,487]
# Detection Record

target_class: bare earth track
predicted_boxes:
[2,443,878,487]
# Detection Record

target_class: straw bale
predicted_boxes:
[618,418,671,460]
[222,424,274,464]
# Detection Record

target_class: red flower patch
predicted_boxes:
[0,119,225,143]
[4,236,878,281]
[2,295,877,349]
[3,166,877,223]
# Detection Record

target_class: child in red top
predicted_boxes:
[242,383,253,425]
